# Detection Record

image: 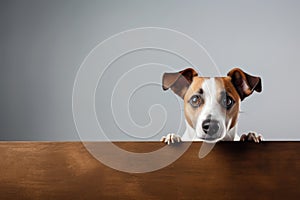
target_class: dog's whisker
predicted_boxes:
[226,118,232,132]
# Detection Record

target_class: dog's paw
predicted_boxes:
[160,133,182,145]
[240,132,263,143]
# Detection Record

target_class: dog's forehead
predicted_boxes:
[189,77,233,90]
[185,77,238,99]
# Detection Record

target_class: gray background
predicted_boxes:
[1,0,299,140]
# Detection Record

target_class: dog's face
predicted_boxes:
[162,68,262,142]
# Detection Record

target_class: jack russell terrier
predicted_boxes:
[161,68,262,144]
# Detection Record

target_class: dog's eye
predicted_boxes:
[189,95,202,108]
[221,94,234,109]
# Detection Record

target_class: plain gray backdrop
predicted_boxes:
[1,0,299,140]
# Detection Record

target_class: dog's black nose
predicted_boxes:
[202,119,220,136]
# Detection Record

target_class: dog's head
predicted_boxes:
[162,68,262,142]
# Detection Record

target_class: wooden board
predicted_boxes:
[0,142,299,199]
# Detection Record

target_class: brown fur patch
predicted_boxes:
[183,77,207,128]
[217,77,240,129]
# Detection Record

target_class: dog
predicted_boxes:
[161,68,262,144]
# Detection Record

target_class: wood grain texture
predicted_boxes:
[0,142,299,199]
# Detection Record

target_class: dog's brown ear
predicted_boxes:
[227,68,262,101]
[162,68,198,99]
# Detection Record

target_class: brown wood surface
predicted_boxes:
[0,142,299,199]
